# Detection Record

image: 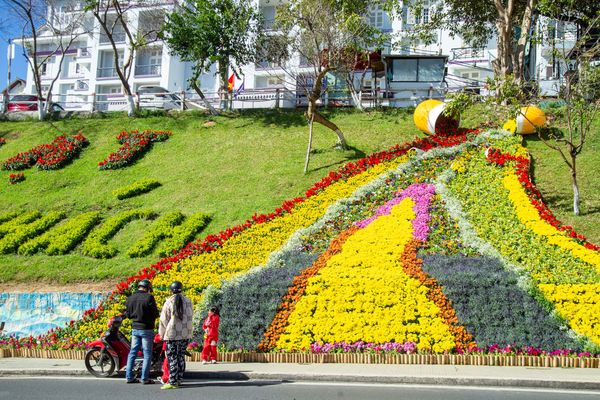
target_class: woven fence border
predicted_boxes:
[1,349,598,368]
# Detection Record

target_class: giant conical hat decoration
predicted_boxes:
[516,105,546,134]
[413,100,460,135]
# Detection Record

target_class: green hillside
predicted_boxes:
[0,107,598,285]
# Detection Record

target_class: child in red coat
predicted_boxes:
[201,306,220,364]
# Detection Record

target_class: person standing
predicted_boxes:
[125,279,159,384]
[201,306,220,364]
[158,281,193,390]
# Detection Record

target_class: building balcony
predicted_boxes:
[97,67,119,79]
[450,47,486,60]
[77,47,92,59]
[134,64,162,77]
[99,32,126,45]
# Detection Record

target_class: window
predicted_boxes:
[392,59,418,81]
[368,5,385,28]
[390,58,445,82]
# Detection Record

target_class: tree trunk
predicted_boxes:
[346,77,364,111]
[218,61,229,110]
[304,114,315,174]
[307,71,347,150]
[125,94,136,117]
[191,80,219,115]
[515,0,537,82]
[571,154,580,215]
[37,99,46,120]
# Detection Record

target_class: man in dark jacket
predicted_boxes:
[125,279,159,384]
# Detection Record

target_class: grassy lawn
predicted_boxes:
[0,106,598,286]
[0,109,425,284]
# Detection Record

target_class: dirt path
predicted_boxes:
[0,278,120,293]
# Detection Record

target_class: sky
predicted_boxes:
[0,37,29,91]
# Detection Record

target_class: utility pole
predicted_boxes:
[4,39,13,113]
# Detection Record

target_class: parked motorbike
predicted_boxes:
[84,315,164,378]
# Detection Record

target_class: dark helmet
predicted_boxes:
[108,315,123,329]
[138,279,152,290]
[170,281,183,293]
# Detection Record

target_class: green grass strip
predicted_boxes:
[158,212,211,257]
[127,211,185,258]
[18,212,101,256]
[0,211,66,254]
[0,211,42,239]
[82,209,156,259]
[112,179,161,200]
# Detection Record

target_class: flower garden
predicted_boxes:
[2,125,599,366]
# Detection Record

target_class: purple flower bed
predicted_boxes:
[420,254,583,352]
[194,248,319,350]
[355,183,435,241]
[310,341,418,354]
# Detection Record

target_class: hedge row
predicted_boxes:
[127,212,184,257]
[82,209,156,258]
[18,212,101,256]
[0,211,66,254]
[0,211,42,239]
[113,179,161,200]
[157,212,211,257]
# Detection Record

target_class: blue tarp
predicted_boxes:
[0,292,105,337]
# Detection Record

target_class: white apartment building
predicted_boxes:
[20,0,560,111]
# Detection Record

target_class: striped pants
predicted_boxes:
[165,339,188,385]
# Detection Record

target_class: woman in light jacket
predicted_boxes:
[158,281,193,390]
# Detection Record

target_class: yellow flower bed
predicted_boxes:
[276,197,455,352]
[503,173,600,272]
[152,155,412,306]
[538,284,600,345]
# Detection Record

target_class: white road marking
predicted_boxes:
[1,376,598,396]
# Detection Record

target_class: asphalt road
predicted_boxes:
[1,377,599,400]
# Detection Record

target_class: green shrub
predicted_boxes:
[0,211,66,254]
[158,212,211,257]
[0,211,42,239]
[82,209,156,259]
[112,179,161,200]
[0,211,21,225]
[127,212,184,257]
[18,212,101,255]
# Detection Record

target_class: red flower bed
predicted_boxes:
[1,134,88,171]
[8,173,25,184]
[485,148,600,251]
[98,130,172,170]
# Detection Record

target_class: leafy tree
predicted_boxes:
[265,0,387,173]
[2,0,89,120]
[84,0,164,116]
[161,0,262,113]
[536,12,600,215]
[404,0,597,85]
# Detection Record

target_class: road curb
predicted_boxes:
[1,369,599,390]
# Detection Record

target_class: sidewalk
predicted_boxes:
[0,358,599,391]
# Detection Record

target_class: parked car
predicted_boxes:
[7,95,64,112]
[137,86,183,110]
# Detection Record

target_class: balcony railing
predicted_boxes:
[256,60,282,70]
[77,47,91,58]
[451,47,486,60]
[100,31,126,44]
[97,67,119,78]
[134,64,162,76]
